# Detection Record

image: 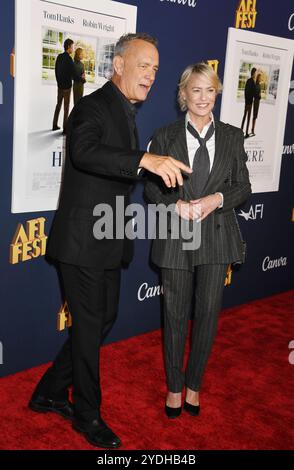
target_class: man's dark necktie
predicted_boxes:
[187,121,215,198]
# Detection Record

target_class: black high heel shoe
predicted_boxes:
[165,403,182,419]
[183,401,200,416]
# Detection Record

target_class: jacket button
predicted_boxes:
[216,224,221,229]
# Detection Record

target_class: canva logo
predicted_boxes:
[137,283,164,302]
[289,340,294,365]
[238,204,264,221]
[159,0,197,7]
[288,13,294,31]
[262,256,287,271]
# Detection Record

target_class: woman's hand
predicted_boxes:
[190,193,222,222]
[175,199,202,220]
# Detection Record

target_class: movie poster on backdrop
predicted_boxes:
[12,0,137,213]
[220,28,294,193]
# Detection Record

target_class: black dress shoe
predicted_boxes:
[73,418,121,449]
[183,400,200,416]
[165,404,182,419]
[29,395,74,420]
[52,126,60,131]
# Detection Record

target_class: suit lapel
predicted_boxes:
[99,81,132,148]
[166,119,233,200]
[167,118,194,200]
[202,120,232,196]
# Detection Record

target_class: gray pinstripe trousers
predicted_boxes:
[161,264,228,393]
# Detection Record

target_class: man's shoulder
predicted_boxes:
[72,83,115,119]
[78,86,106,105]
[82,82,114,103]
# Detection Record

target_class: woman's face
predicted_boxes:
[182,73,217,120]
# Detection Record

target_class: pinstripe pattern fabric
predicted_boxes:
[144,117,251,396]
[144,118,252,268]
[162,265,228,393]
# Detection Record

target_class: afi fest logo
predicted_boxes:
[235,0,257,29]
[10,218,47,264]
[238,204,264,221]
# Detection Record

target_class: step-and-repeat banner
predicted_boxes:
[0,0,293,375]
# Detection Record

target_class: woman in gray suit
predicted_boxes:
[73,47,86,105]
[145,63,251,418]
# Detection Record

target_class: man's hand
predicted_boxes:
[190,193,222,222]
[139,153,192,188]
[175,200,202,220]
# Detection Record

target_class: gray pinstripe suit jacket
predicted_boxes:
[144,118,252,270]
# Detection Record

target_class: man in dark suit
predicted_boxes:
[241,67,257,138]
[52,38,80,134]
[145,63,251,420]
[29,33,191,448]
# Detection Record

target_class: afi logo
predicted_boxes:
[238,204,263,221]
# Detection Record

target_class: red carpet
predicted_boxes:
[0,291,293,450]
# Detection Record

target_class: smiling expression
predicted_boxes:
[182,73,217,123]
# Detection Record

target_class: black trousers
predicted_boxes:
[33,262,121,422]
[241,103,253,135]
[161,264,228,393]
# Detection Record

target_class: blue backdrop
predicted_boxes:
[0,0,293,376]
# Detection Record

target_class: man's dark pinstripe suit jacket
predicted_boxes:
[144,118,252,270]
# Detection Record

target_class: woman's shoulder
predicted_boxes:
[153,118,184,140]
[216,120,243,137]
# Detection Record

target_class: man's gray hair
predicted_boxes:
[114,33,158,57]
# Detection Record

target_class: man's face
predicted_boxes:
[67,44,74,55]
[113,39,159,103]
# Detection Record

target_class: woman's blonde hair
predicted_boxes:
[74,47,84,61]
[178,62,222,112]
